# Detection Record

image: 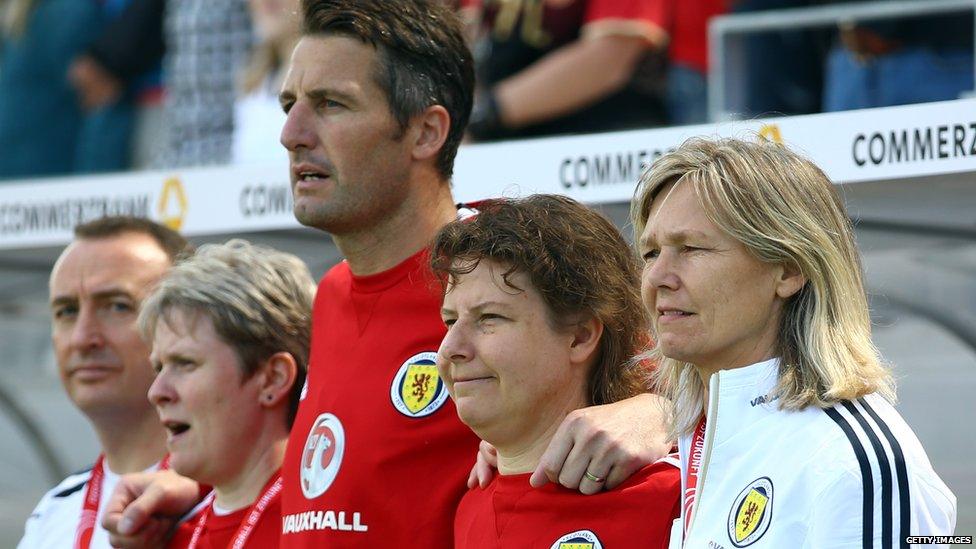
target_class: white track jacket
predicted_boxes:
[671,358,956,549]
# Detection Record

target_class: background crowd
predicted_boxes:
[0,0,972,180]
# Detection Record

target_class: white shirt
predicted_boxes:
[18,460,162,549]
[672,358,956,549]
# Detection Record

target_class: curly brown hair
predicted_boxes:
[430,194,649,405]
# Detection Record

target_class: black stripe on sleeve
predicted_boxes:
[860,397,911,549]
[53,479,88,499]
[843,401,893,549]
[825,406,875,548]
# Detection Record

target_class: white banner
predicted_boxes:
[1,98,973,249]
[0,163,297,249]
[453,98,976,204]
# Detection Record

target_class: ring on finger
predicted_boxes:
[584,471,606,484]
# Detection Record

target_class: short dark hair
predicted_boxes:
[431,195,650,406]
[301,0,474,179]
[74,216,192,262]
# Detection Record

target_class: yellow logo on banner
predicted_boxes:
[558,544,594,549]
[758,124,783,144]
[734,488,769,543]
[158,177,188,230]
[400,363,440,414]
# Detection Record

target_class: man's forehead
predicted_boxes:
[50,236,169,297]
[289,34,377,74]
[286,34,377,79]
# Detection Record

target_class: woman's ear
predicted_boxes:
[775,261,807,300]
[256,352,298,408]
[569,316,604,366]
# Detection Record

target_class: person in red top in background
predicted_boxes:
[103,1,672,547]
[432,195,680,548]
[461,0,669,140]
[664,0,727,125]
[139,240,314,549]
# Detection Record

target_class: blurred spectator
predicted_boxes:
[461,0,668,141]
[69,0,164,113]
[734,0,825,119]
[159,0,252,168]
[0,0,108,179]
[821,2,975,111]
[665,0,727,125]
[68,0,166,171]
[231,0,299,165]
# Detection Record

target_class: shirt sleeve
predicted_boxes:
[16,491,52,549]
[804,466,957,549]
[911,472,957,538]
[581,0,668,45]
[803,470,865,549]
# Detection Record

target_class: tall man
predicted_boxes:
[18,217,188,549]
[278,1,666,545]
[106,1,669,546]
[275,1,482,544]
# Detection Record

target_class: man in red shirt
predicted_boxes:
[104,1,670,547]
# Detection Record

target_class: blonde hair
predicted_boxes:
[240,4,300,94]
[632,137,894,437]
[240,40,286,94]
[2,0,35,38]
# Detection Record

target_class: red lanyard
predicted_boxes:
[74,454,170,549]
[683,417,707,538]
[188,475,283,549]
[74,455,105,549]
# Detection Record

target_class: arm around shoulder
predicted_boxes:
[533,392,673,494]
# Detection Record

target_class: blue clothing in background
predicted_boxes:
[667,64,708,125]
[824,47,974,111]
[0,0,104,179]
[822,7,974,112]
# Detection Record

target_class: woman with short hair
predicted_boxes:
[139,239,314,548]
[633,138,956,547]
[432,194,680,548]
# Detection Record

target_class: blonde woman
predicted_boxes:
[633,138,956,548]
